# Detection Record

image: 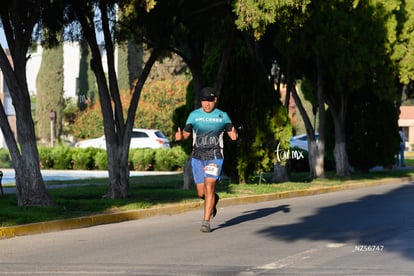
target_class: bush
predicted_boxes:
[171,146,188,169]
[71,147,99,170]
[129,147,188,171]
[50,146,73,169]
[153,148,174,171]
[153,146,187,171]
[94,150,108,170]
[129,148,156,171]
[33,145,188,171]
[0,148,11,168]
[38,146,54,169]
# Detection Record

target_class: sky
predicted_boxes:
[0,28,7,48]
[0,27,104,49]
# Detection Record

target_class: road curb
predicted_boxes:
[1,176,413,239]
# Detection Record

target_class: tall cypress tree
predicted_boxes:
[118,41,144,92]
[78,39,98,110]
[35,43,64,144]
[78,39,89,110]
[117,43,129,91]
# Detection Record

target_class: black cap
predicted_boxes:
[200,87,216,101]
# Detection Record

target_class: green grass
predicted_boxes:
[403,151,414,166]
[1,168,414,227]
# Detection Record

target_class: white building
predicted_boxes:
[0,72,16,148]
[63,42,81,98]
[26,45,42,95]
[26,42,81,99]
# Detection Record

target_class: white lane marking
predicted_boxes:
[326,243,346,248]
[256,248,319,269]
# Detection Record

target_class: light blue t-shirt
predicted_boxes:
[184,108,233,160]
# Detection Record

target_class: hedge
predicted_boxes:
[1,146,188,171]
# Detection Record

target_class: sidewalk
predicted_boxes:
[1,170,414,240]
[0,170,181,195]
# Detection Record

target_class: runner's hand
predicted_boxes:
[228,126,238,141]
[175,127,183,141]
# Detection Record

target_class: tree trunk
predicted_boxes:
[15,156,54,206]
[314,56,326,178]
[334,142,350,176]
[314,142,325,177]
[306,57,327,178]
[307,140,323,178]
[106,146,130,198]
[271,164,290,182]
[72,2,159,199]
[290,82,321,178]
[183,158,195,190]
[106,51,159,198]
[328,96,351,177]
[14,89,54,206]
[0,93,54,206]
[0,9,54,206]
[332,123,351,177]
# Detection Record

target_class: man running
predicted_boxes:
[175,87,237,232]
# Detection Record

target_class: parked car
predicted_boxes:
[289,133,319,151]
[75,128,170,149]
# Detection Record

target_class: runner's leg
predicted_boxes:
[203,177,216,221]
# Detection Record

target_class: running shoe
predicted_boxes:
[200,220,211,233]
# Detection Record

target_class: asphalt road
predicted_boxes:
[1,181,414,275]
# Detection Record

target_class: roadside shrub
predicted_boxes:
[35,146,187,171]
[170,146,188,169]
[50,146,73,169]
[71,147,98,170]
[38,146,54,169]
[153,146,187,171]
[153,148,173,171]
[129,147,187,171]
[0,148,11,168]
[129,148,156,171]
[94,150,108,170]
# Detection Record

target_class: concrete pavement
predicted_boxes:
[1,170,414,240]
[0,170,181,195]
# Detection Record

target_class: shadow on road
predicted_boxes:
[256,183,414,260]
[214,205,290,231]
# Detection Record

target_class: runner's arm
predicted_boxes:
[175,126,192,141]
[226,124,238,141]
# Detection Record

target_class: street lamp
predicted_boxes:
[49,109,55,147]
